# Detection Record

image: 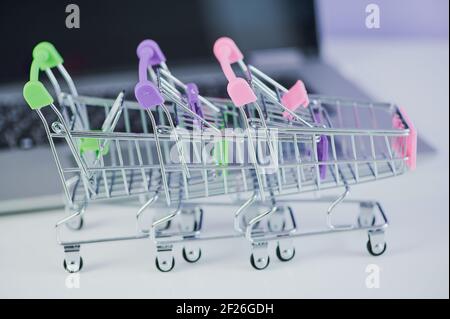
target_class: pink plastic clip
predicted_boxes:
[282,80,309,120]
[392,107,417,170]
[213,37,256,107]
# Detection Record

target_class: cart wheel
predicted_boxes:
[66,216,84,231]
[63,257,83,273]
[155,256,175,272]
[276,244,296,262]
[366,239,387,256]
[358,215,376,228]
[243,215,261,229]
[268,219,286,232]
[157,220,172,231]
[182,247,202,263]
[165,220,172,230]
[250,254,270,270]
[179,219,198,233]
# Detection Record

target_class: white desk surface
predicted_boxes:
[0,39,448,298]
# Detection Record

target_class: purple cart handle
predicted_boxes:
[313,110,329,180]
[186,83,204,118]
[134,40,165,109]
[317,135,329,180]
[137,40,166,67]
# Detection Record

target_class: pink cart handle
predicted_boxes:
[213,37,244,82]
[213,37,256,107]
[399,107,417,170]
[282,80,310,119]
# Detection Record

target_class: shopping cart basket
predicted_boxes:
[22,38,417,272]
[210,37,417,269]
[22,41,240,272]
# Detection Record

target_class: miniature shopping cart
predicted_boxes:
[22,38,416,272]
[22,41,236,272]
[209,37,417,269]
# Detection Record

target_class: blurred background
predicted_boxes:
[319,0,448,39]
[0,0,447,83]
[0,0,447,211]
[0,0,318,84]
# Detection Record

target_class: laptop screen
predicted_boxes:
[0,0,318,84]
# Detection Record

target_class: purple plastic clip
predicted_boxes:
[186,83,204,119]
[134,40,165,109]
[313,110,329,180]
[137,40,166,66]
[317,135,329,180]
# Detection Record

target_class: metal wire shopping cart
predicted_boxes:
[210,37,417,269]
[22,41,237,272]
[22,38,417,272]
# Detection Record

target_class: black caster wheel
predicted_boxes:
[155,256,175,272]
[193,219,200,232]
[179,220,198,233]
[367,240,387,256]
[182,247,202,263]
[268,219,286,232]
[276,244,296,262]
[156,220,172,231]
[163,220,172,230]
[66,216,84,230]
[78,217,84,229]
[250,254,270,270]
[63,257,83,273]
[358,216,376,228]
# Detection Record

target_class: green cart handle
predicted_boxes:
[214,112,230,171]
[23,42,64,109]
[80,133,110,157]
[214,138,229,167]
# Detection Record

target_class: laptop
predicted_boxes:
[0,0,433,214]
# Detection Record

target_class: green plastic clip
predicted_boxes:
[80,134,110,157]
[214,112,230,174]
[23,80,54,110]
[32,42,64,70]
[214,139,229,167]
[23,42,63,110]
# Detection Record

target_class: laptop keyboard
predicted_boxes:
[0,75,303,150]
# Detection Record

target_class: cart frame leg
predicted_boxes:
[65,203,85,231]
[268,206,286,232]
[358,201,376,227]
